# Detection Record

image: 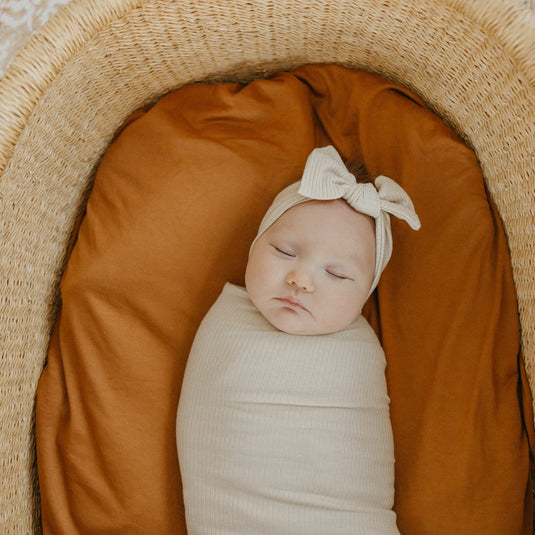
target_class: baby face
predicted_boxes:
[245,199,376,335]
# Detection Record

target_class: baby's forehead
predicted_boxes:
[273,199,375,233]
[265,200,375,259]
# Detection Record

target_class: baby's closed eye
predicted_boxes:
[271,244,296,257]
[325,269,352,281]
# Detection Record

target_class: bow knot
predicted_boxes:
[343,183,382,219]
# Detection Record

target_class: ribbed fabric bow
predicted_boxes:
[299,145,421,229]
[251,145,421,298]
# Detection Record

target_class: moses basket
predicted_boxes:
[1,0,534,532]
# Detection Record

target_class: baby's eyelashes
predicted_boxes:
[325,270,350,281]
[271,244,296,257]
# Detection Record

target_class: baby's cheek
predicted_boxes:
[245,263,266,303]
[347,293,367,320]
[333,292,364,325]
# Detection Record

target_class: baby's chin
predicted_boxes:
[265,312,355,336]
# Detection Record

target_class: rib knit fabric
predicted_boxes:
[177,283,399,534]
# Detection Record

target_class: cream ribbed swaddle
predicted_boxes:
[176,283,399,534]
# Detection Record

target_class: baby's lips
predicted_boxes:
[275,297,309,313]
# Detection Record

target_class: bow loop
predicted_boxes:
[375,175,421,231]
[298,146,383,218]
[297,146,356,201]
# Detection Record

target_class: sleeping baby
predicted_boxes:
[176,145,420,534]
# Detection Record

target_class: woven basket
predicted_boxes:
[1,0,534,532]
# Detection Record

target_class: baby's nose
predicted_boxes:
[285,269,315,292]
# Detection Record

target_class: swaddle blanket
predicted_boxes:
[177,283,399,535]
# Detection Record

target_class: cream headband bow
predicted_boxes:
[251,145,421,298]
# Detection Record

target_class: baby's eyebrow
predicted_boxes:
[329,252,369,271]
[330,252,360,264]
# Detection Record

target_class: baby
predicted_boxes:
[176,146,420,534]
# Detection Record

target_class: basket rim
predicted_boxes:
[0,0,534,177]
[0,1,534,530]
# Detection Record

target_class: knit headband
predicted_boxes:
[251,145,421,298]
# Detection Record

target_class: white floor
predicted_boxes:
[1,0,534,78]
[0,0,71,76]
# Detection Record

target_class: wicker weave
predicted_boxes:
[0,0,534,532]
